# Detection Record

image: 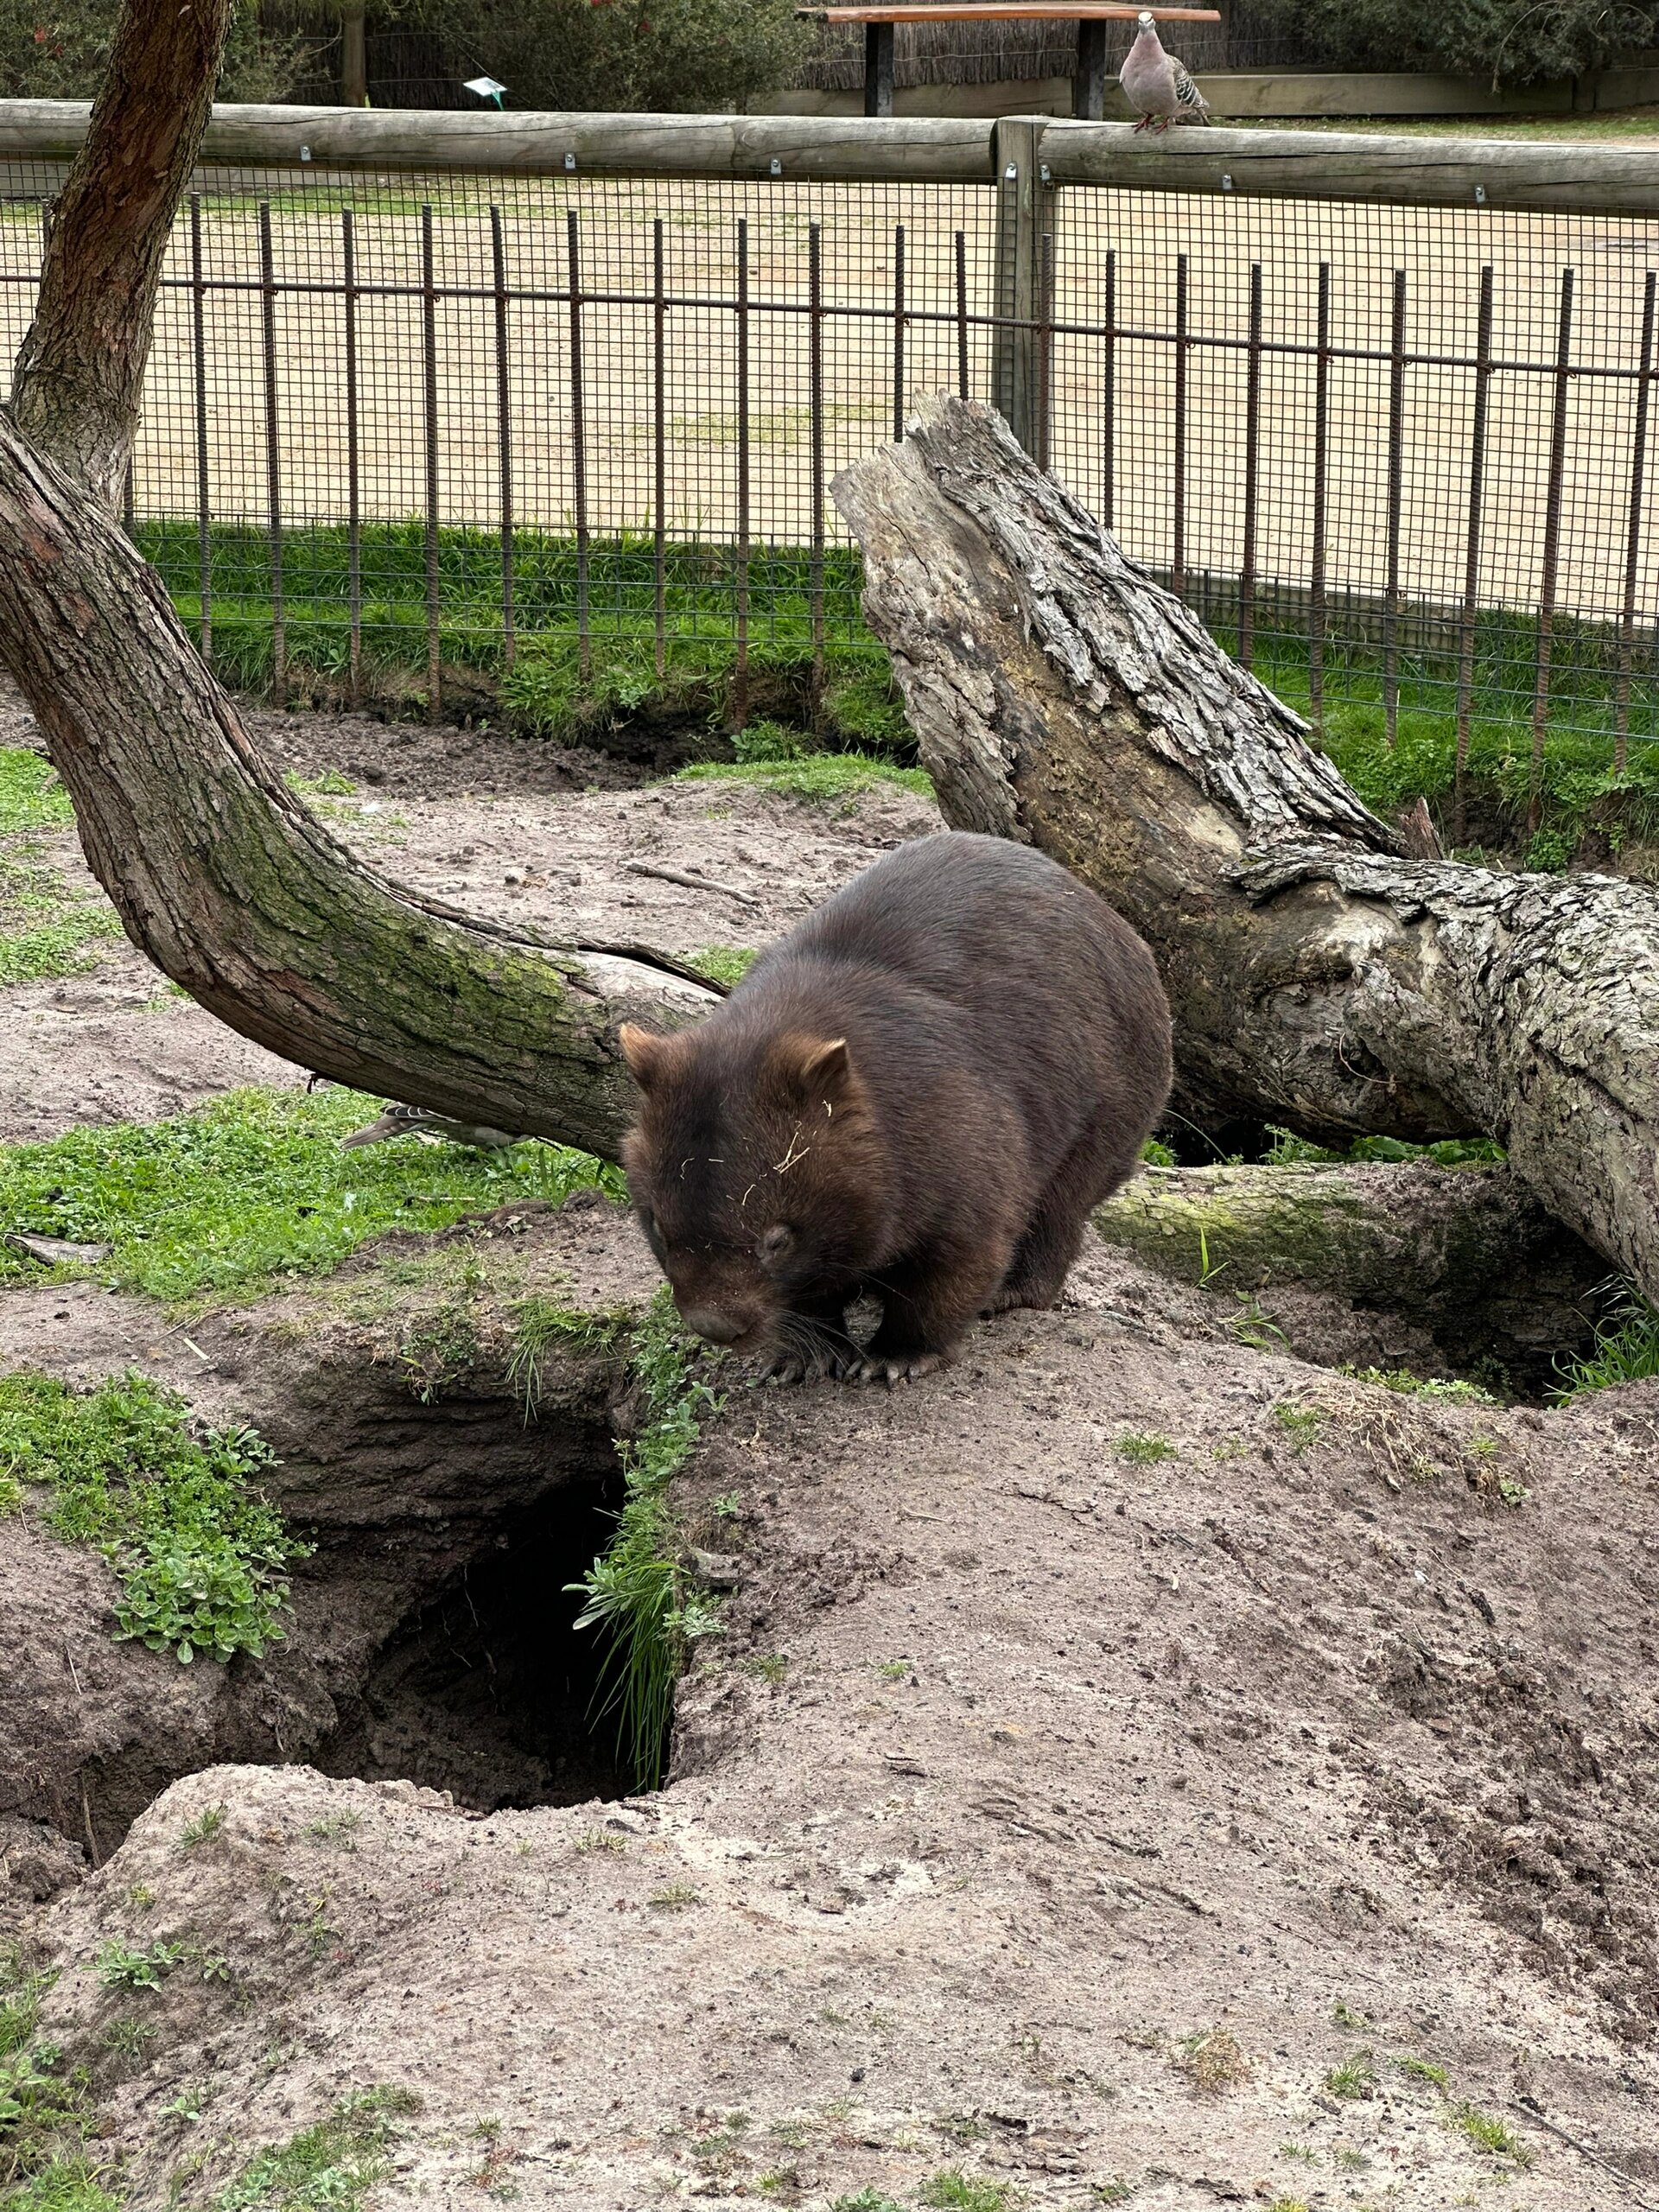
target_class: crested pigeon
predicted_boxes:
[1120,10,1211,131]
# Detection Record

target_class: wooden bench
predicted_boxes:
[796,6,1221,120]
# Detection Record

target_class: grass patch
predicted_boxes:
[569,1288,724,1792]
[1391,2053,1450,2088]
[675,753,934,805]
[0,1370,307,1664]
[1,1950,99,2202]
[1261,1123,1506,1170]
[1447,2101,1533,2166]
[212,2086,423,2212]
[918,2176,1020,2211]
[1323,2051,1377,2101]
[1271,1402,1322,1455]
[0,1085,621,1309]
[0,749,72,837]
[1554,1283,1659,1396]
[1114,1430,1174,1465]
[506,1295,634,1420]
[0,909,125,987]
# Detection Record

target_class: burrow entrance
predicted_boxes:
[310,1465,632,1812]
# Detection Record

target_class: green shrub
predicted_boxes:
[1249,0,1657,86]
[410,0,811,114]
[0,0,306,99]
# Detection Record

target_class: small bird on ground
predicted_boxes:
[339,1102,522,1151]
[1120,10,1211,131]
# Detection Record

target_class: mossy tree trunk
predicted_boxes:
[0,0,714,1158]
[834,396,1659,1302]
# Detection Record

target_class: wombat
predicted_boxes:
[619,832,1172,1384]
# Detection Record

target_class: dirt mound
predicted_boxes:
[7,1224,1658,2209]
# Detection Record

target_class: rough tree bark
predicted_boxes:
[834,396,1659,1301]
[7,0,230,507]
[0,0,715,1159]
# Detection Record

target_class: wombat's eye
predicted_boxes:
[759,1224,795,1265]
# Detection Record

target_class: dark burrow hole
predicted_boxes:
[311,1463,632,1813]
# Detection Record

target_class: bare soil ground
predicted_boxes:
[0,681,938,1143]
[4,1203,1657,2210]
[3,689,1658,2211]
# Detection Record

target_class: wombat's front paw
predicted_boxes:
[758,1344,854,1386]
[849,1351,945,1388]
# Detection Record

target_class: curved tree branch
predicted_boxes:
[8,0,231,509]
[0,0,715,1160]
[833,395,1659,1300]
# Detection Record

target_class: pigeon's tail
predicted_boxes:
[1171,57,1211,122]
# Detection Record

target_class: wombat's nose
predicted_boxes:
[678,1303,744,1346]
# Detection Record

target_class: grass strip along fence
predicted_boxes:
[135,518,1659,865]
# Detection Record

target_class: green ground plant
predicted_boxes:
[0,1370,307,1663]
[211,2085,423,2212]
[0,751,124,984]
[0,1085,620,1308]
[568,1287,725,1792]
[0,749,72,837]
[1339,1366,1497,1404]
[676,754,934,806]
[1,1950,100,2204]
[1447,2101,1533,2165]
[918,2176,1020,2211]
[506,1296,634,1420]
[1554,1283,1659,1395]
[1114,1431,1174,1466]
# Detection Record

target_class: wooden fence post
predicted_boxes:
[992,117,1054,463]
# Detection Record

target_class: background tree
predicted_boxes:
[1251,0,1659,86]
[0,0,308,99]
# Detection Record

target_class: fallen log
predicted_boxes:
[834,397,1659,1302]
[1093,1159,1605,1383]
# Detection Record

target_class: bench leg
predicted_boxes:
[864,20,895,118]
[1073,19,1108,120]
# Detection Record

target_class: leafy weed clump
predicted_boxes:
[569,1288,724,1792]
[0,1370,307,1663]
[1114,1431,1174,1466]
[0,1085,620,1308]
[1,1949,101,2203]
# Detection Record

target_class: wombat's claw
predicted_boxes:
[759,1348,854,1386]
[852,1351,944,1387]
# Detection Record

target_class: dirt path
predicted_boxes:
[0,685,939,1143]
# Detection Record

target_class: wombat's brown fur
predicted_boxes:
[619,832,1172,1383]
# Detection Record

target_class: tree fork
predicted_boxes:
[833,396,1659,1300]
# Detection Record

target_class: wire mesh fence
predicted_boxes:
[3,123,1658,781]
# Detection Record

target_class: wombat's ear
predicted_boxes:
[618,1023,670,1090]
[795,1037,851,1099]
